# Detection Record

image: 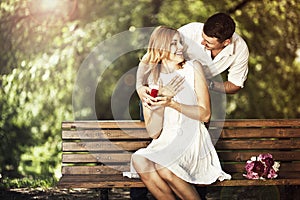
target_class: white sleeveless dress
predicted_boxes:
[123,60,231,184]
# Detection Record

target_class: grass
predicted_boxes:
[0,177,57,189]
[1,177,299,199]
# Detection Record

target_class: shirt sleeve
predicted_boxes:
[178,23,210,66]
[227,42,249,88]
[136,54,148,89]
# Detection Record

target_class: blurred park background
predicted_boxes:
[0,0,299,188]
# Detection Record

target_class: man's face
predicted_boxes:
[201,32,225,51]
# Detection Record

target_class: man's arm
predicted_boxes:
[136,61,156,104]
[223,37,249,94]
[208,80,241,94]
[136,61,147,92]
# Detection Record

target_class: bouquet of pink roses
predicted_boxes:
[243,153,280,180]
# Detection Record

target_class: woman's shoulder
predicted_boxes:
[181,60,197,75]
[183,60,206,80]
[184,60,202,69]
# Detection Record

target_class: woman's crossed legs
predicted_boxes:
[132,154,201,200]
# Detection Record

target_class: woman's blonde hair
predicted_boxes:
[142,26,179,85]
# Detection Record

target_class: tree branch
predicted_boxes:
[227,0,258,14]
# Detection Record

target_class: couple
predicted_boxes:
[123,13,249,199]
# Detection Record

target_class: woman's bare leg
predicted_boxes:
[132,155,176,200]
[156,164,201,200]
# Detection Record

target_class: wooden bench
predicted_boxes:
[57,119,300,199]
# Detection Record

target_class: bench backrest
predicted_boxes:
[61,119,300,179]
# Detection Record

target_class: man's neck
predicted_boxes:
[211,49,223,59]
[211,38,231,59]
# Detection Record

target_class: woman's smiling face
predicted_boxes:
[169,33,184,63]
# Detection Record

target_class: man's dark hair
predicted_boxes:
[203,13,235,42]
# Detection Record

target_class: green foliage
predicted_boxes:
[0,177,56,189]
[224,0,300,118]
[157,0,215,27]
[0,0,299,182]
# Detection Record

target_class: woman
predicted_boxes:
[123,26,231,200]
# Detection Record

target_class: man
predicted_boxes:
[136,12,249,98]
[132,12,249,200]
[178,12,249,94]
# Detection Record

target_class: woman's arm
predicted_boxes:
[142,103,164,139]
[136,61,152,99]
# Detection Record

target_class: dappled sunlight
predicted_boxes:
[0,1,299,199]
[28,0,77,26]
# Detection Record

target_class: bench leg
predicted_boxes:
[95,188,109,200]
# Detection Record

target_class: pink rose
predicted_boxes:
[252,161,265,176]
[244,154,280,180]
[245,161,255,172]
[259,153,274,167]
[267,168,278,179]
[243,172,260,179]
[258,153,272,159]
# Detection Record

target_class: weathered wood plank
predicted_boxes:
[217,151,300,162]
[221,163,300,173]
[58,175,144,188]
[62,129,149,140]
[62,153,132,163]
[62,141,150,152]
[62,139,299,152]
[61,165,130,175]
[61,163,300,175]
[62,151,300,163]
[216,128,300,138]
[212,119,300,127]
[62,128,300,140]
[215,140,300,149]
[57,174,300,188]
[62,119,300,130]
[62,121,145,129]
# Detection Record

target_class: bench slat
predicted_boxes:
[210,119,300,127]
[217,151,300,162]
[57,174,300,188]
[62,121,145,129]
[62,165,129,175]
[61,163,300,175]
[62,119,300,130]
[215,140,300,149]
[221,163,300,173]
[61,151,300,163]
[219,128,300,138]
[62,141,150,152]
[62,128,300,140]
[62,129,149,139]
[62,140,299,152]
[62,153,131,163]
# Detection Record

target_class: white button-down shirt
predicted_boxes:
[178,22,249,87]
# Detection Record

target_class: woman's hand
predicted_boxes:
[159,75,185,98]
[138,75,184,109]
[150,96,173,107]
[137,86,156,109]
